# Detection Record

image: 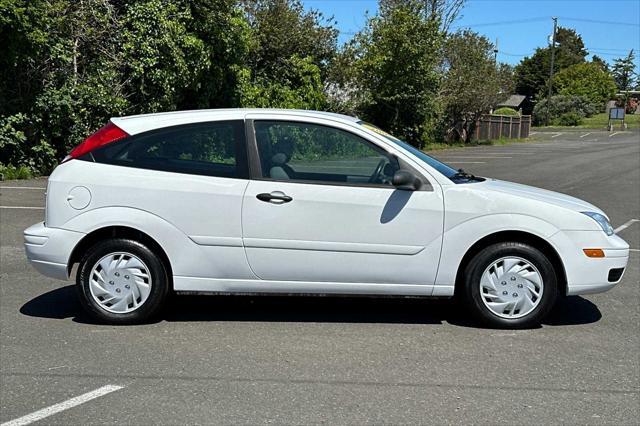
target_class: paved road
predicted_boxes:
[1,129,638,425]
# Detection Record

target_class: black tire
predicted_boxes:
[76,238,169,324]
[463,242,558,329]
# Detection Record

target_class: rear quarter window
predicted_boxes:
[91,120,247,178]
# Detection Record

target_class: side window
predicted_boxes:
[254,121,399,186]
[92,121,247,178]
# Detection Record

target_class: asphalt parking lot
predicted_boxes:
[1,129,638,425]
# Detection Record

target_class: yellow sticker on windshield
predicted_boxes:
[360,123,394,139]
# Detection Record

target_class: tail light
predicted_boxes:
[63,121,128,162]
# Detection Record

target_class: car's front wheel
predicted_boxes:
[463,242,558,328]
[76,238,169,324]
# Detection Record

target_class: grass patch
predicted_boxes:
[581,112,639,129]
[423,137,529,152]
[535,112,639,130]
[0,165,33,181]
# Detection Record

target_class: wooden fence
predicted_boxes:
[473,114,531,141]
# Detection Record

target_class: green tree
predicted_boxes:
[514,27,588,99]
[324,47,363,115]
[2,1,50,111]
[239,55,326,109]
[326,0,465,117]
[439,30,512,142]
[178,0,253,109]
[238,0,338,109]
[591,55,609,72]
[243,0,337,77]
[0,0,254,173]
[0,0,127,171]
[347,0,446,147]
[422,0,466,33]
[553,62,617,109]
[120,0,209,113]
[612,50,637,92]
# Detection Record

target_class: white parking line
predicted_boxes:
[614,219,639,234]
[1,385,124,426]
[466,152,537,155]
[490,151,552,154]
[551,133,563,138]
[609,132,622,138]
[0,186,45,190]
[454,150,540,154]
[0,206,45,210]
[437,156,512,159]
[443,161,486,164]
[580,133,591,138]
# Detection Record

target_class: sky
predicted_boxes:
[304,0,640,68]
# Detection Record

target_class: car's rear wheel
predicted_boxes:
[76,238,169,324]
[463,242,558,328]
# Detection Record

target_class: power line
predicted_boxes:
[450,16,548,29]
[338,12,640,38]
[589,50,636,57]
[498,52,529,57]
[588,47,637,53]
[557,16,640,27]
[337,15,640,35]
[497,48,637,59]
[337,17,552,34]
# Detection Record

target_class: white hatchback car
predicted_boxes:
[24,109,629,327]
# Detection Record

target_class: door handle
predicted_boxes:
[256,192,293,203]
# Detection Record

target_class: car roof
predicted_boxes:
[111,108,360,135]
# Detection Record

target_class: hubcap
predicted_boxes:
[479,256,544,319]
[89,252,152,314]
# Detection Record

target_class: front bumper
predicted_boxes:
[24,222,85,281]
[551,230,630,295]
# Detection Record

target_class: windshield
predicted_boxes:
[358,122,458,179]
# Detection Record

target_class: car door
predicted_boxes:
[241,116,444,288]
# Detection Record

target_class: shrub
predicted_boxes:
[493,107,519,116]
[0,114,56,175]
[0,164,33,181]
[532,95,597,126]
[556,112,583,126]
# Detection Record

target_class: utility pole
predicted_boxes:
[493,38,499,64]
[545,17,558,126]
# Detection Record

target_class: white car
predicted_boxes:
[24,109,629,328]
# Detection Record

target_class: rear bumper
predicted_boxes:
[24,222,85,281]
[551,231,630,295]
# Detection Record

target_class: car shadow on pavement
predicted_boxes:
[544,295,602,326]
[19,285,87,320]
[20,285,601,328]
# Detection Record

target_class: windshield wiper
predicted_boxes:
[451,168,477,180]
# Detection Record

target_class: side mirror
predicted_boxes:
[392,170,422,191]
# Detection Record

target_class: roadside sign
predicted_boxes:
[608,107,626,131]
[609,107,625,120]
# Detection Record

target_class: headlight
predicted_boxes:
[581,212,614,236]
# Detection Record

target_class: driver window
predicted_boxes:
[254,121,399,186]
